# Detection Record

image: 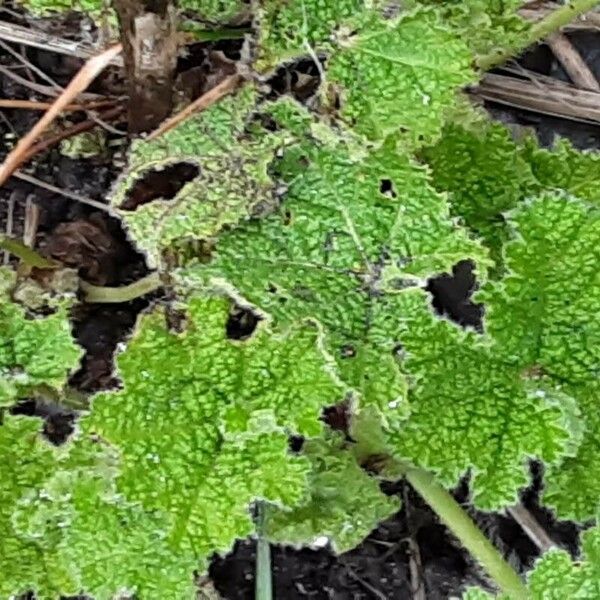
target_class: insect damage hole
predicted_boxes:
[226,305,262,340]
[379,179,397,198]
[120,162,199,210]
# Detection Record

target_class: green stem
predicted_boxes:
[404,467,528,599]
[80,272,162,303]
[478,0,600,70]
[181,22,251,41]
[0,235,56,269]
[255,502,273,600]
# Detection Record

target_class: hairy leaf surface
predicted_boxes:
[266,435,398,552]
[184,121,486,426]
[327,10,475,145]
[0,416,74,598]
[481,196,600,519]
[111,88,282,267]
[0,268,82,407]
[389,289,568,509]
[83,294,343,558]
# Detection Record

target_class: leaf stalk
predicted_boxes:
[404,466,528,599]
[478,0,600,70]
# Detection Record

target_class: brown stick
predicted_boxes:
[147,74,242,141]
[113,0,178,133]
[0,44,122,187]
[547,32,600,91]
[473,72,600,124]
[0,99,116,111]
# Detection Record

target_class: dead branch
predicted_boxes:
[0,44,122,187]
[507,504,556,553]
[0,99,116,111]
[113,0,178,133]
[0,20,123,66]
[472,72,600,124]
[547,32,600,91]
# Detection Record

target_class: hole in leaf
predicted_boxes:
[289,435,305,453]
[120,162,199,210]
[267,57,325,101]
[340,344,356,358]
[11,401,75,445]
[379,179,397,198]
[426,260,483,331]
[321,400,352,435]
[226,306,262,340]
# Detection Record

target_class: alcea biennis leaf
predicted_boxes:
[407,0,529,57]
[111,87,283,268]
[327,9,476,145]
[83,293,343,559]
[0,416,76,599]
[388,288,568,510]
[423,117,600,266]
[19,438,200,600]
[266,434,398,552]
[480,196,600,519]
[0,268,82,408]
[182,115,487,439]
[421,120,540,262]
[256,0,368,70]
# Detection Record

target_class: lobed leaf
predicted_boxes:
[327,10,476,145]
[183,116,486,427]
[111,88,285,268]
[480,196,600,519]
[266,434,398,552]
[0,268,82,408]
[83,293,343,559]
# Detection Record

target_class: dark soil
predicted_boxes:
[0,8,594,599]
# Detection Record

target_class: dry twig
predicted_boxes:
[12,171,112,213]
[0,44,122,187]
[147,74,242,140]
[547,32,600,91]
[473,72,600,124]
[0,99,116,111]
[0,21,123,66]
[507,504,556,553]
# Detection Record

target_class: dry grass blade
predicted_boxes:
[147,74,242,141]
[472,73,600,124]
[0,44,122,188]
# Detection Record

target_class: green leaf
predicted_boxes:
[423,117,600,267]
[327,9,476,145]
[527,523,600,599]
[421,119,539,262]
[408,0,528,57]
[389,289,568,509]
[111,87,283,268]
[183,119,486,427]
[18,439,200,600]
[266,434,398,552]
[256,0,368,70]
[521,138,600,203]
[0,415,76,598]
[83,293,343,559]
[0,268,82,408]
[480,195,600,517]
